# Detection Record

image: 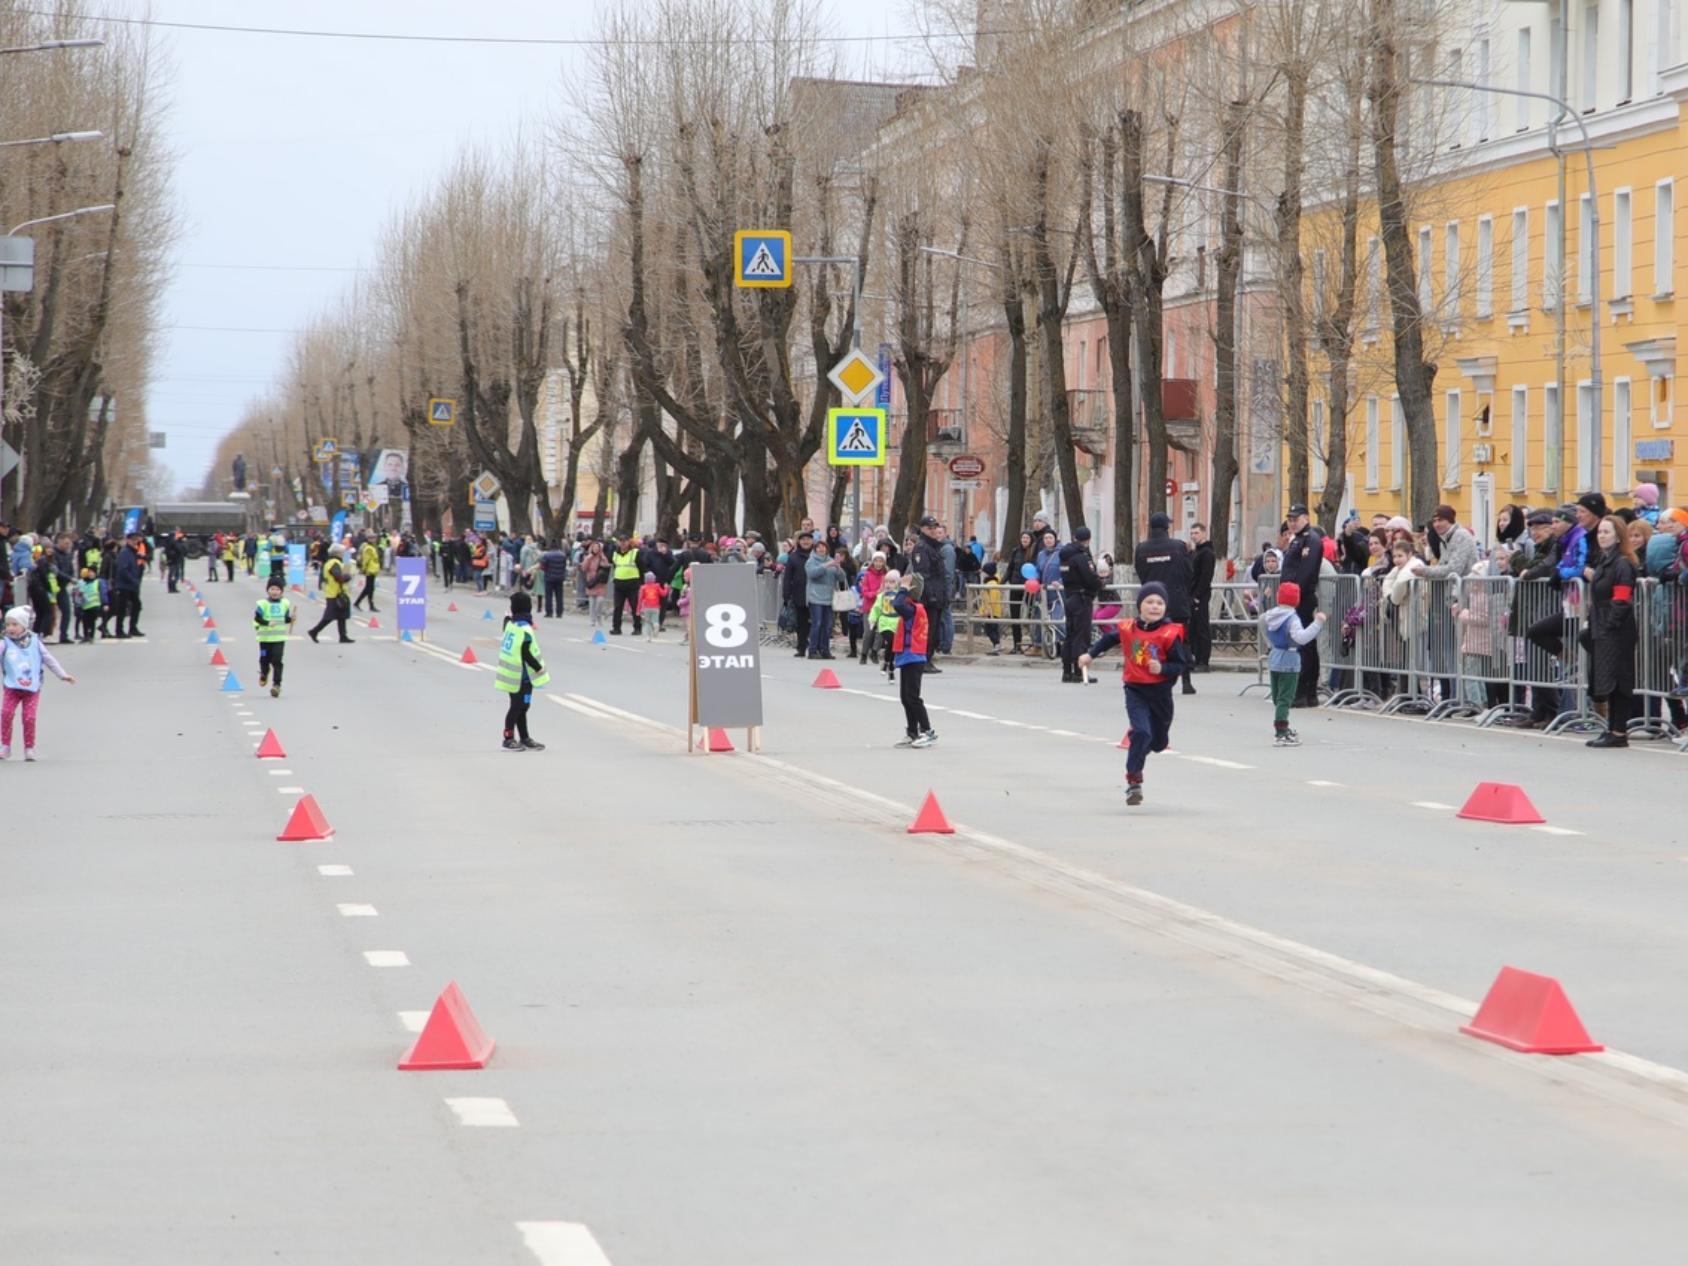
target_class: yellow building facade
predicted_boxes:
[1318,23,1688,548]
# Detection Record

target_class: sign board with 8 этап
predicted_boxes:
[687,562,763,750]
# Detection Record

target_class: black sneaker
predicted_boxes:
[520,738,546,751]
[895,734,917,748]
[926,665,943,674]
[1125,782,1144,806]
[308,629,320,643]
[270,684,280,699]
[502,737,525,752]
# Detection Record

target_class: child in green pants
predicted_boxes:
[1261,580,1324,746]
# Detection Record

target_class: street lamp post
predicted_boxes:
[1414,76,1601,495]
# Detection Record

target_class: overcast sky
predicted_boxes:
[122,0,929,493]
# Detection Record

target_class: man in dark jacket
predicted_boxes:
[1279,502,1325,705]
[1134,512,1196,694]
[537,541,570,618]
[909,516,947,671]
[111,533,144,638]
[641,538,678,630]
[782,531,814,656]
[1187,523,1216,672]
[1058,527,1102,682]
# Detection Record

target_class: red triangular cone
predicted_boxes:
[202,616,215,628]
[1117,732,1130,749]
[1457,782,1545,824]
[398,981,496,1070]
[907,790,956,835]
[706,727,734,752]
[255,729,287,759]
[448,602,459,612]
[812,668,842,689]
[276,794,333,841]
[1460,966,1603,1054]
[368,616,380,629]
[460,645,477,664]
[209,648,228,666]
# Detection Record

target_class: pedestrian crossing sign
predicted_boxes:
[734,230,792,289]
[827,407,887,467]
[428,397,456,426]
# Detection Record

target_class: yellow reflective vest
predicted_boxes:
[611,548,639,581]
[496,622,549,692]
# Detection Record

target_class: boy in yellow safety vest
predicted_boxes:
[496,590,550,752]
[254,577,296,698]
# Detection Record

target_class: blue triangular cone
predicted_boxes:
[591,629,607,645]
[400,629,413,642]
[482,609,493,620]
[219,671,244,693]
[206,629,220,645]
[308,591,318,601]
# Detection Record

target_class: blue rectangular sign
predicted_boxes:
[396,557,427,633]
[286,543,307,589]
[876,344,893,407]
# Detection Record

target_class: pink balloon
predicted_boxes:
[1024,578,1042,595]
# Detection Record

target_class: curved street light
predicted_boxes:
[9,203,117,236]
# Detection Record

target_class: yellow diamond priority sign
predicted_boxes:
[827,348,884,404]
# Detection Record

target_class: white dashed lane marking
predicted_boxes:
[277,786,305,794]
[317,864,353,877]
[398,1011,429,1033]
[336,903,378,917]
[266,769,293,776]
[1533,825,1584,836]
[1306,779,1344,787]
[1411,800,1459,811]
[516,1222,615,1266]
[445,1096,519,1128]
[363,950,410,967]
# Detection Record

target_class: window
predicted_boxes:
[1390,396,1404,490]
[1444,221,1462,318]
[1511,385,1529,490]
[1544,200,1562,308]
[1477,35,1494,140]
[1613,378,1631,489]
[1613,188,1632,299]
[1576,380,1596,489]
[1366,397,1380,490]
[1366,235,1382,332]
[1511,207,1529,310]
[1312,400,1328,489]
[1447,48,1465,146]
[1582,2,1599,111]
[1444,389,1462,488]
[1476,216,1494,317]
[1076,339,1086,389]
[1656,179,1675,293]
[1544,382,1563,492]
[1618,0,1634,101]
[1653,0,1673,94]
[1517,28,1534,129]
[1313,249,1326,323]
[1551,11,1567,104]
[1577,193,1593,302]
[1418,226,1433,310]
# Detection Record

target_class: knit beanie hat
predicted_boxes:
[1632,482,1660,506]
[509,591,532,617]
[1137,580,1170,608]
[1276,581,1302,609]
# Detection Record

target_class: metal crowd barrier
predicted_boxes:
[1636,579,1688,744]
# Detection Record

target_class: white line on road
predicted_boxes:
[947,709,993,719]
[362,950,409,967]
[1306,779,1344,787]
[398,1010,429,1033]
[1047,728,1084,737]
[336,903,378,917]
[277,786,305,793]
[1532,825,1585,837]
[1411,800,1458,811]
[266,769,293,776]
[1173,753,1255,770]
[317,864,353,876]
[516,1222,614,1266]
[445,1096,518,1128]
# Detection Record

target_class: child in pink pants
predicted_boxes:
[2,606,75,760]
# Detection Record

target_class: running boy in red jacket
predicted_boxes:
[1079,579,1188,806]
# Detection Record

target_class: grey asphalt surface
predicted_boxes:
[6,565,1688,1264]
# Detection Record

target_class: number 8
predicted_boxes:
[703,603,749,648]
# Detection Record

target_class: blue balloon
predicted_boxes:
[1020,562,1037,579]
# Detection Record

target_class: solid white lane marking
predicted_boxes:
[1411,800,1458,811]
[1047,728,1083,737]
[317,864,353,876]
[948,709,992,720]
[1533,825,1584,837]
[398,1010,429,1033]
[277,786,305,794]
[363,950,409,967]
[516,1222,614,1266]
[337,903,378,917]
[1175,754,1254,770]
[996,719,1029,728]
[1306,779,1343,787]
[267,769,293,776]
[445,1096,519,1128]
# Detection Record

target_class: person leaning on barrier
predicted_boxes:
[1582,515,1641,748]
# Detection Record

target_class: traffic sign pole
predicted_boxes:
[798,253,866,541]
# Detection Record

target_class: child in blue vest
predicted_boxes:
[1261,580,1325,746]
[2,606,75,760]
[1079,580,1187,806]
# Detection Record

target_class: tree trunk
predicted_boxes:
[1316,122,1364,526]
[1120,109,1170,521]
[1030,143,1085,532]
[1278,76,1311,511]
[1209,102,1245,557]
[1369,0,1439,524]
[998,265,1030,557]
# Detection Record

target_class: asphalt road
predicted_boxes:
[5,565,1688,1264]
